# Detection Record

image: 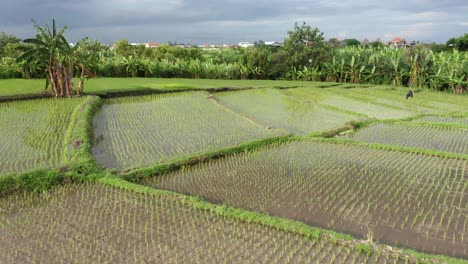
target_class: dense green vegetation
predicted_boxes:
[1,22,466,93]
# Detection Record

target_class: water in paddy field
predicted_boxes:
[146,140,468,258]
[91,92,276,170]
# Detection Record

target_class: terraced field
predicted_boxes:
[0,97,86,174]
[343,123,468,154]
[412,116,468,127]
[144,140,468,258]
[215,88,360,135]
[278,87,419,119]
[1,79,467,263]
[92,92,276,169]
[0,183,411,264]
[332,86,468,115]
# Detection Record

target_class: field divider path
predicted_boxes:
[208,95,288,136]
[90,86,260,99]
[98,177,468,264]
[60,96,96,165]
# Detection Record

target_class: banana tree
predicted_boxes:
[17,19,75,97]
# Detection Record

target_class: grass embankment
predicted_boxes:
[0,78,319,99]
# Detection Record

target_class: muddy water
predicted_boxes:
[145,141,468,258]
[91,92,276,170]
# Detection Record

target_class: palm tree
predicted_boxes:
[17,19,78,97]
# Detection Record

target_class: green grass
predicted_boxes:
[0,78,318,97]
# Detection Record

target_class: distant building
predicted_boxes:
[145,42,160,48]
[407,40,418,48]
[265,41,281,47]
[389,37,406,48]
[361,38,370,46]
[238,42,254,48]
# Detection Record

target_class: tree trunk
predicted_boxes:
[67,62,74,97]
[48,65,58,97]
[56,65,64,97]
[77,65,85,96]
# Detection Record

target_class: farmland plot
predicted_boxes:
[279,87,418,119]
[330,87,467,115]
[215,88,359,135]
[92,92,276,169]
[144,141,468,258]
[344,123,468,154]
[0,183,409,263]
[412,116,468,127]
[0,97,86,174]
[282,87,425,116]
[319,95,415,119]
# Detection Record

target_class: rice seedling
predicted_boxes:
[92,91,277,169]
[0,183,413,263]
[412,116,468,127]
[215,88,360,135]
[344,123,468,154]
[143,140,468,258]
[0,97,87,174]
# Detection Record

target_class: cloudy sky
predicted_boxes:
[1,0,467,44]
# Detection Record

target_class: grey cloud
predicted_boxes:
[0,0,466,44]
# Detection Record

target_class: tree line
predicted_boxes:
[0,21,467,96]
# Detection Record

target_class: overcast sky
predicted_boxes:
[1,0,467,44]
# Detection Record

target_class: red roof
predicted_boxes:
[391,37,404,42]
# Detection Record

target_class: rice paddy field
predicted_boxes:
[0,78,467,263]
[343,123,468,154]
[326,86,468,115]
[412,116,468,127]
[0,182,415,264]
[0,97,87,174]
[143,140,468,258]
[92,92,277,169]
[215,88,361,135]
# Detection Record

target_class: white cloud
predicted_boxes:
[398,22,434,39]
[402,11,448,21]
